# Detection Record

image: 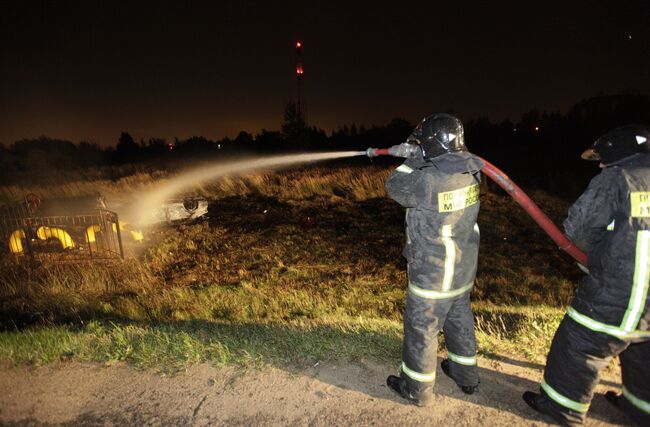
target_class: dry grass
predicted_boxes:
[0,162,580,369]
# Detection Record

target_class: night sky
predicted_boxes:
[1,0,649,147]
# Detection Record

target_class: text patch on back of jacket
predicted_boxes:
[438,184,480,213]
[630,191,650,217]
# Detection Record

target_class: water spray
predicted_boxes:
[365,145,588,266]
[130,151,366,225]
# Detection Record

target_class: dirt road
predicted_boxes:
[0,357,631,426]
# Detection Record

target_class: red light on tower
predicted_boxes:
[294,39,304,118]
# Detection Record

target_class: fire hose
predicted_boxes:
[367,146,588,267]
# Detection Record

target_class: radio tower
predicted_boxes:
[295,40,304,119]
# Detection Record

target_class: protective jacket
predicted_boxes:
[565,153,650,336]
[386,151,483,296]
[536,154,650,426]
[385,151,483,401]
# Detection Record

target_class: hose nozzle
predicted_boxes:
[366,147,383,157]
[366,143,419,158]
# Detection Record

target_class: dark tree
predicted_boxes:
[281,102,307,138]
[115,132,140,163]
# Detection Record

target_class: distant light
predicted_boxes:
[168,144,174,151]
[217,144,221,149]
[295,41,302,48]
[628,34,632,40]
[296,64,304,75]
[513,128,517,132]
[534,126,540,131]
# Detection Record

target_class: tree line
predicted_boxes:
[1,94,648,197]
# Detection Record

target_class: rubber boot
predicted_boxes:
[386,375,432,407]
[441,359,478,395]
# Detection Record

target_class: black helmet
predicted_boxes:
[582,125,650,165]
[407,113,466,159]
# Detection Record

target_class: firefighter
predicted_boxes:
[523,125,650,426]
[384,113,484,405]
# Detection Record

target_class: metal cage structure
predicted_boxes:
[1,196,124,262]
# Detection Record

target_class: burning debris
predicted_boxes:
[146,197,208,224]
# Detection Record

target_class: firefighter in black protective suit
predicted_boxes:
[523,125,650,426]
[384,113,484,406]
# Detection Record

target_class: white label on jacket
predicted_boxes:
[438,184,480,213]
[631,192,650,217]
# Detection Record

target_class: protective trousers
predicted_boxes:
[536,316,650,425]
[400,289,479,400]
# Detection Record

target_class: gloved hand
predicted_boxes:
[387,143,420,158]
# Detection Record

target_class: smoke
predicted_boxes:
[129,151,366,225]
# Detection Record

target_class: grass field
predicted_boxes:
[0,160,583,372]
